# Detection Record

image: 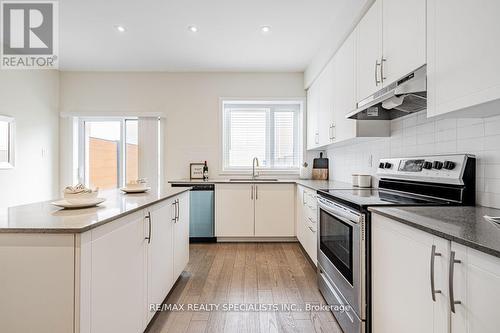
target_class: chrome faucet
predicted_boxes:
[252,157,260,179]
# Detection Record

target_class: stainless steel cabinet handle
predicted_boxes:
[171,201,177,222]
[381,58,387,82]
[175,199,180,222]
[315,132,319,144]
[375,60,381,85]
[302,191,306,205]
[255,185,258,200]
[430,245,442,302]
[449,251,462,313]
[332,123,336,140]
[145,211,152,243]
[251,185,254,200]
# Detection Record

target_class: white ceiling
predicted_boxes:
[59,0,364,72]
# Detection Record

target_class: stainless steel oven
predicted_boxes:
[317,196,366,333]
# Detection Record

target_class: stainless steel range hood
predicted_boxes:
[346,65,427,120]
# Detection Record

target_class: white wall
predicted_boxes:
[59,72,305,184]
[0,70,59,208]
[326,111,500,209]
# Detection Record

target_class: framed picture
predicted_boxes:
[190,163,204,179]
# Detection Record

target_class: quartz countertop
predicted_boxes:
[0,187,190,234]
[369,206,500,258]
[168,179,354,191]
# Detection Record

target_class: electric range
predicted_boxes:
[316,154,476,333]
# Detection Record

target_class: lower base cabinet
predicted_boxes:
[215,183,295,238]
[372,213,500,333]
[84,192,190,333]
[296,185,318,264]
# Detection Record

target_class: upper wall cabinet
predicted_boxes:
[306,28,390,150]
[427,0,500,118]
[356,0,383,101]
[356,0,426,102]
[382,0,426,85]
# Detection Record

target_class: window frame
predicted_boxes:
[78,117,138,188]
[220,98,304,175]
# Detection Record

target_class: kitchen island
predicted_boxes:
[0,187,190,333]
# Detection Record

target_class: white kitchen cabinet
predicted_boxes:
[90,210,147,333]
[356,0,383,101]
[254,184,295,237]
[318,60,335,147]
[296,185,307,246]
[450,242,500,333]
[216,183,295,239]
[146,199,175,321]
[216,183,255,237]
[173,191,190,278]
[372,214,449,333]
[295,185,318,265]
[333,31,357,142]
[382,0,426,85]
[306,79,320,150]
[357,0,425,102]
[427,0,500,118]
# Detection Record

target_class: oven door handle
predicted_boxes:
[317,199,362,226]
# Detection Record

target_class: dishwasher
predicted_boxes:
[171,184,215,242]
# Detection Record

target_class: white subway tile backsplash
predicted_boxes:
[457,123,484,139]
[436,128,457,142]
[326,110,500,209]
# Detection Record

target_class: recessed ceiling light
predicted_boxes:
[260,25,271,33]
[188,25,198,33]
[114,25,126,33]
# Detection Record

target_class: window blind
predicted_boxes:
[222,101,302,171]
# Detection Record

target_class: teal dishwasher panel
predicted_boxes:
[189,190,214,237]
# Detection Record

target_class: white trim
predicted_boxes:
[217,237,298,243]
[0,115,15,169]
[60,110,165,118]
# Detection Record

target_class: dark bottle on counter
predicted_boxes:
[203,161,209,180]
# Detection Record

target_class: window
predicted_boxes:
[79,118,138,189]
[0,116,15,169]
[222,100,302,172]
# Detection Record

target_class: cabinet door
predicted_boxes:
[147,199,174,321]
[174,192,190,278]
[372,214,449,333]
[382,0,426,84]
[306,80,320,150]
[296,186,306,245]
[255,184,295,237]
[215,184,255,237]
[427,0,500,117]
[356,0,383,101]
[333,30,357,143]
[91,210,147,333]
[451,243,500,333]
[318,59,335,146]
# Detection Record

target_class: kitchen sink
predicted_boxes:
[229,178,279,182]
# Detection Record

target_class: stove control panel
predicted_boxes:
[377,154,473,185]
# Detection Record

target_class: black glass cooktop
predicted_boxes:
[318,188,452,208]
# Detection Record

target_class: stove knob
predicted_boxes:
[384,162,392,169]
[443,161,456,170]
[379,162,385,169]
[433,161,443,170]
[423,161,433,170]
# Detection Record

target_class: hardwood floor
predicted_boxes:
[146,243,342,333]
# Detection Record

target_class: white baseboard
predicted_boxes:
[217,237,298,243]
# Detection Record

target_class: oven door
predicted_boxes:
[317,197,364,319]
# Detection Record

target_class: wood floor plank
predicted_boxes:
[147,241,342,333]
